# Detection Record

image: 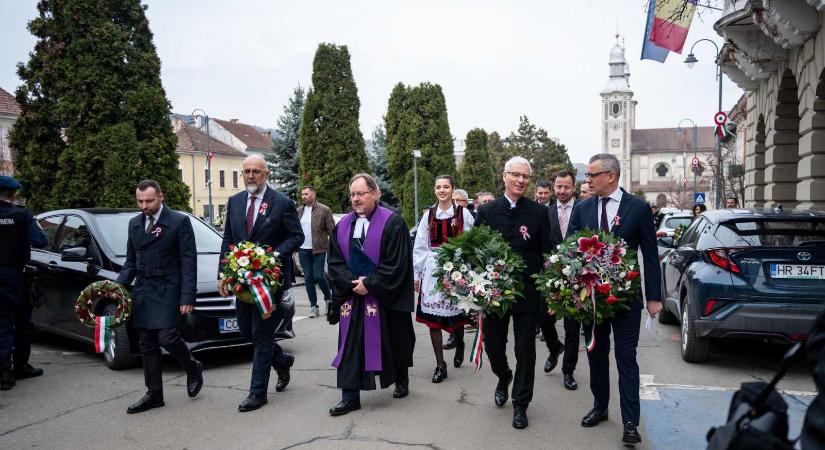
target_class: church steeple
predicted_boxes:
[603,33,631,94]
[600,33,634,192]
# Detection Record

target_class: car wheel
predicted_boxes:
[680,299,710,363]
[102,304,139,370]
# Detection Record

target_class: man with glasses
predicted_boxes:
[474,156,553,429]
[218,155,304,412]
[568,153,662,444]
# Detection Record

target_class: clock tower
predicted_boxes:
[601,34,635,192]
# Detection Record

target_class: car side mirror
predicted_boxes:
[657,237,676,248]
[61,247,92,262]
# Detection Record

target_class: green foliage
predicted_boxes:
[267,85,305,196]
[487,131,510,193]
[505,116,574,182]
[299,43,368,212]
[398,167,435,226]
[460,128,496,197]
[10,0,189,211]
[368,125,397,206]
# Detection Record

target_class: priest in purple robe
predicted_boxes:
[326,173,415,416]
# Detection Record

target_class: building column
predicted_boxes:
[744,114,767,208]
[764,71,801,209]
[796,92,825,210]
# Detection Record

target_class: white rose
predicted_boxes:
[255,248,265,256]
[451,271,463,281]
[270,257,276,265]
[237,256,250,267]
[443,262,454,271]
[549,254,560,263]
[272,251,280,257]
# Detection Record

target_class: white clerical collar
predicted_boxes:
[503,193,520,208]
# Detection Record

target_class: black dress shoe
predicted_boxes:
[275,353,294,392]
[581,407,608,427]
[563,373,578,390]
[453,341,464,368]
[238,393,268,412]
[544,340,563,373]
[329,399,361,416]
[0,371,15,391]
[14,363,43,380]
[443,332,458,350]
[127,393,165,414]
[513,404,529,429]
[622,422,642,444]
[432,362,447,383]
[392,381,409,398]
[494,370,513,407]
[187,360,203,398]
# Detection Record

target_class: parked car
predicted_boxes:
[657,208,825,363]
[656,211,694,261]
[27,208,294,370]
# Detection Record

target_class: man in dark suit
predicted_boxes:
[218,155,303,412]
[474,156,553,429]
[539,169,581,391]
[117,180,203,414]
[568,154,662,444]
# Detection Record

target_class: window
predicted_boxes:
[678,218,707,247]
[179,168,183,180]
[204,169,210,187]
[718,219,825,247]
[611,102,621,116]
[655,163,669,177]
[37,215,63,250]
[232,171,239,188]
[56,215,92,253]
[219,170,225,188]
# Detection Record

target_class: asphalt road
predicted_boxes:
[0,283,817,450]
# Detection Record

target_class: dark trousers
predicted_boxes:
[0,267,32,372]
[483,311,538,407]
[298,249,331,308]
[583,300,642,425]
[539,312,581,374]
[237,301,287,396]
[342,368,408,401]
[138,327,196,397]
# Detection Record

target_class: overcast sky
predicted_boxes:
[0,0,741,165]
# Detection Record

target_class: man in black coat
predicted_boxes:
[219,155,303,412]
[539,170,582,391]
[474,156,553,429]
[117,180,203,414]
[568,154,662,444]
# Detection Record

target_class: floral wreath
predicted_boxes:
[75,280,132,329]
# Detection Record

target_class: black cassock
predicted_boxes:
[327,212,415,391]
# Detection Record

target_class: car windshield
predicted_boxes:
[718,219,825,247]
[663,216,692,229]
[94,212,223,256]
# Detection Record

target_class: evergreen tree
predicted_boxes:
[266,85,305,196]
[399,167,435,226]
[299,43,368,212]
[488,131,513,193]
[506,116,574,181]
[460,128,496,197]
[368,124,397,206]
[10,0,189,211]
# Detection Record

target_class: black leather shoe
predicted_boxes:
[0,370,15,391]
[544,340,563,373]
[187,360,203,398]
[563,373,578,390]
[392,382,409,399]
[581,407,608,427]
[329,399,361,416]
[512,405,529,429]
[453,341,464,368]
[443,332,458,350]
[274,353,294,392]
[494,370,513,407]
[432,362,447,383]
[127,393,164,414]
[238,393,267,412]
[14,363,43,380]
[622,422,642,444]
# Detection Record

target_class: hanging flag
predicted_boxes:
[94,316,111,353]
[641,0,670,62]
[650,0,698,54]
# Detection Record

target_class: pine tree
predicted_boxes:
[460,128,496,197]
[488,131,513,193]
[267,85,305,196]
[299,43,368,212]
[368,125,397,206]
[506,116,574,181]
[10,0,189,211]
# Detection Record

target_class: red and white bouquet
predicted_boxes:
[220,241,282,317]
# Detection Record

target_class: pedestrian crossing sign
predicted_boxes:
[694,192,706,204]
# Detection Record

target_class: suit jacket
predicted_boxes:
[474,195,554,314]
[547,200,579,248]
[568,188,662,304]
[296,200,335,255]
[116,206,197,329]
[220,187,304,297]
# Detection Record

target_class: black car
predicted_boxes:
[27,208,294,370]
[658,208,825,363]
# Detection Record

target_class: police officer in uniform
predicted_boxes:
[0,176,48,390]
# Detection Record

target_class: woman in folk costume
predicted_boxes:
[413,175,474,383]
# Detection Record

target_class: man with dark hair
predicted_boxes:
[569,153,662,444]
[535,180,552,207]
[297,185,335,318]
[650,204,664,229]
[117,179,204,413]
[725,195,739,208]
[0,176,47,391]
[579,181,593,200]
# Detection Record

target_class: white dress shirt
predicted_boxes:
[597,187,623,229]
[300,204,313,249]
[503,193,519,209]
[413,205,474,279]
[246,186,267,229]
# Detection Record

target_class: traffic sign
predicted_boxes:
[694,192,706,204]
[692,157,700,167]
[681,176,687,186]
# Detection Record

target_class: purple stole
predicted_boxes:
[331,206,392,372]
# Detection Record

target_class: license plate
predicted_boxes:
[769,264,825,280]
[219,318,239,333]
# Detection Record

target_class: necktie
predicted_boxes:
[600,197,610,233]
[559,205,569,238]
[145,215,155,234]
[246,196,257,236]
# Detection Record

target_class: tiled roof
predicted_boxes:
[0,87,21,116]
[175,125,246,157]
[631,127,716,153]
[214,118,271,151]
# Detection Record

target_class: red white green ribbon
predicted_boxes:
[247,272,274,316]
[470,314,485,372]
[94,316,111,353]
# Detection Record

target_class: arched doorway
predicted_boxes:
[745,114,766,207]
[796,68,825,210]
[764,69,800,209]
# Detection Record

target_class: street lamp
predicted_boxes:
[676,118,698,193]
[684,38,724,209]
[192,108,213,224]
[412,149,421,225]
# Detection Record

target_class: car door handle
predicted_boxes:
[47,262,61,271]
